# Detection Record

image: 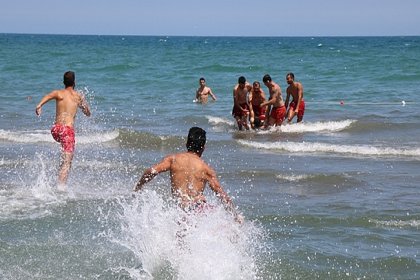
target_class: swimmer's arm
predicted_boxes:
[35,91,59,116]
[209,88,217,101]
[248,94,255,118]
[133,156,171,192]
[295,84,303,113]
[261,91,278,107]
[284,90,290,109]
[78,95,91,117]
[195,89,200,101]
[207,168,243,223]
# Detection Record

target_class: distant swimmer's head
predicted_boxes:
[199,77,206,86]
[186,127,206,155]
[262,74,272,84]
[63,71,75,88]
[286,72,295,85]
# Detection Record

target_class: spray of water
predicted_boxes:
[104,190,265,279]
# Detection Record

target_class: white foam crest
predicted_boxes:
[238,140,420,158]
[370,219,420,228]
[0,129,119,144]
[0,129,53,143]
[109,190,263,279]
[77,130,119,144]
[256,119,355,134]
[206,116,235,126]
[276,174,312,182]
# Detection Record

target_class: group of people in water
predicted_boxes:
[195,73,305,130]
[35,71,304,222]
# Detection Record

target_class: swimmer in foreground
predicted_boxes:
[35,71,91,189]
[134,127,243,223]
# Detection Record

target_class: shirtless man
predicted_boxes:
[285,72,305,123]
[261,74,286,127]
[134,127,242,222]
[35,71,91,189]
[195,77,217,103]
[248,81,267,129]
[232,76,252,130]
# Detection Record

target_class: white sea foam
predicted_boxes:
[257,119,355,134]
[0,129,119,144]
[370,219,420,228]
[238,140,420,158]
[276,174,312,182]
[0,154,67,220]
[206,115,235,126]
[108,190,263,279]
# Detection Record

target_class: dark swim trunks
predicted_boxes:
[232,103,249,118]
[51,124,75,153]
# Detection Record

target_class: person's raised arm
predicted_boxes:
[133,156,172,192]
[78,94,91,117]
[35,91,58,116]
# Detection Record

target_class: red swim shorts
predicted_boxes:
[270,106,286,123]
[252,105,266,120]
[51,124,75,153]
[289,99,305,119]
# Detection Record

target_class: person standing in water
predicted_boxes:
[261,74,286,128]
[285,72,305,123]
[232,76,252,130]
[248,81,267,129]
[35,71,91,190]
[195,77,217,103]
[134,127,243,223]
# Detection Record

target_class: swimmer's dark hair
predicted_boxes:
[63,71,75,88]
[286,72,295,79]
[199,77,206,82]
[238,76,246,84]
[262,74,272,83]
[186,127,206,153]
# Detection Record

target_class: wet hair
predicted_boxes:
[238,76,246,84]
[262,74,272,83]
[186,127,206,153]
[286,72,295,80]
[63,71,75,87]
[199,77,206,82]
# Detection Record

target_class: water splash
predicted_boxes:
[105,190,265,279]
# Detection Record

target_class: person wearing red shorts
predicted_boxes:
[249,81,267,129]
[261,74,286,127]
[285,72,305,123]
[232,76,252,130]
[35,71,91,189]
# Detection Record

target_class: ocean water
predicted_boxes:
[0,34,419,279]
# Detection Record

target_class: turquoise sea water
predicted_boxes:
[1,34,419,279]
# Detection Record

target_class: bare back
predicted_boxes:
[168,152,215,204]
[36,86,90,127]
[134,150,230,209]
[54,88,84,126]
